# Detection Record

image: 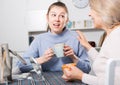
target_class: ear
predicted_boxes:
[66,17,69,24]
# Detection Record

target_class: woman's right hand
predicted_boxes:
[36,48,54,64]
[62,66,83,81]
[76,30,92,51]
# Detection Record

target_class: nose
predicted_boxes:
[88,9,93,17]
[55,16,60,21]
[88,11,91,17]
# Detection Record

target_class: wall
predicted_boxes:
[60,0,90,20]
[0,0,28,52]
[0,0,57,52]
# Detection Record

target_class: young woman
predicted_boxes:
[62,0,120,85]
[17,1,91,73]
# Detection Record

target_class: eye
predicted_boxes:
[50,13,56,17]
[59,15,65,18]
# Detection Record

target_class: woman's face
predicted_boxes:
[89,9,103,29]
[47,6,68,34]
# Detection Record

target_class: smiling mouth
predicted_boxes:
[53,23,60,27]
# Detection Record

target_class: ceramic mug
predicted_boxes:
[53,43,64,58]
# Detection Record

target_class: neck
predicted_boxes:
[103,25,120,36]
[108,24,120,35]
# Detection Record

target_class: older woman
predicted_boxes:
[62,0,120,85]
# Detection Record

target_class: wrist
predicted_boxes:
[72,55,79,63]
[78,72,83,80]
[85,44,92,51]
[36,57,45,64]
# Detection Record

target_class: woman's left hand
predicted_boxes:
[64,45,75,58]
[64,45,79,62]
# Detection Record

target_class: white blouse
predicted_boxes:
[82,27,120,85]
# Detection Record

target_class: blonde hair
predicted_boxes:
[89,0,120,29]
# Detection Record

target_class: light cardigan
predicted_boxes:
[82,27,120,85]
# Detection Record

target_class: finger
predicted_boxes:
[76,30,83,36]
[64,47,71,52]
[64,47,74,54]
[77,36,81,42]
[64,45,72,51]
[44,48,51,55]
[76,30,84,39]
[62,75,69,81]
[70,66,76,70]
[48,48,53,53]
[45,52,54,58]
[46,49,54,55]
[46,56,52,60]
[76,30,81,36]
[48,53,54,57]
[64,45,69,49]
[64,50,73,56]
[63,68,70,72]
[64,69,71,78]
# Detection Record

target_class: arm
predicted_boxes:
[35,48,54,64]
[62,66,104,85]
[17,36,54,73]
[17,37,40,73]
[64,44,91,73]
[76,44,91,73]
[87,47,99,61]
[76,30,92,51]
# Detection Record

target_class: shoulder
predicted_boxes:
[35,32,49,39]
[108,27,120,41]
[65,29,80,43]
[68,30,78,37]
[31,32,49,43]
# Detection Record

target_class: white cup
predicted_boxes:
[53,43,64,58]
